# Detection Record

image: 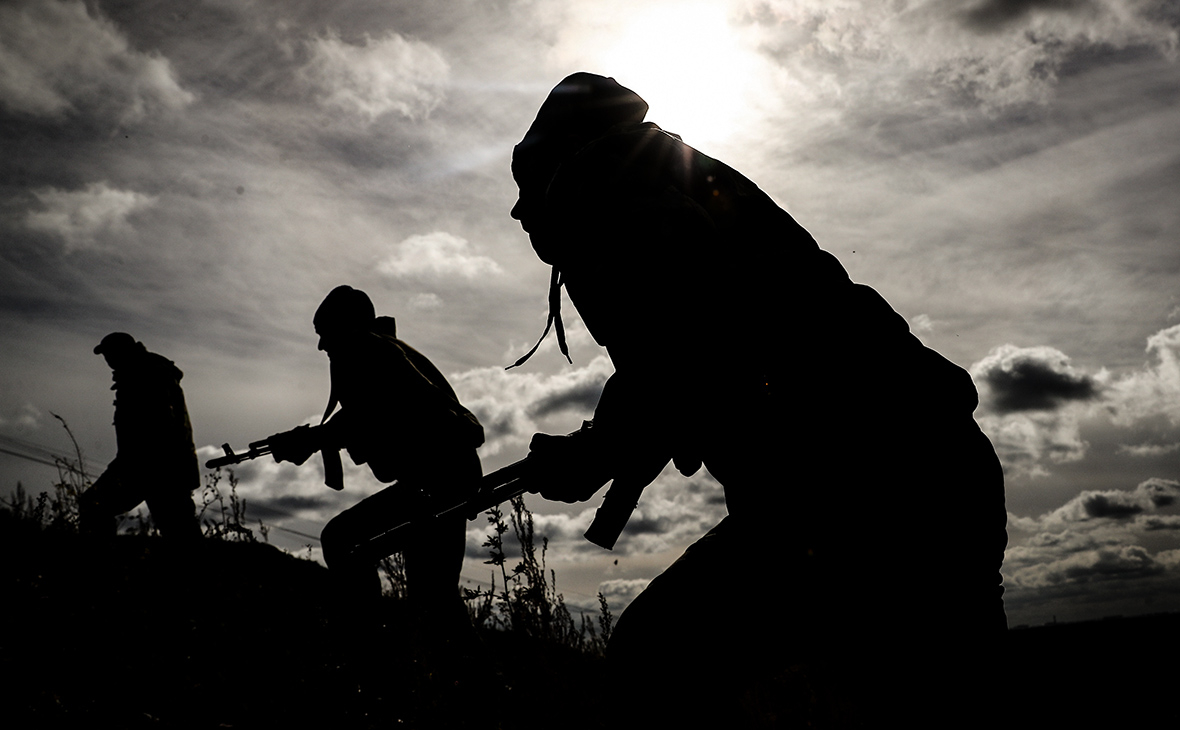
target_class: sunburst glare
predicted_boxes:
[592,2,767,150]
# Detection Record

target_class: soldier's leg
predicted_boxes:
[399,449,481,631]
[607,516,806,727]
[79,460,146,537]
[144,477,201,541]
[320,486,402,601]
[319,450,480,640]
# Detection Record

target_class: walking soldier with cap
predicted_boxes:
[80,333,201,540]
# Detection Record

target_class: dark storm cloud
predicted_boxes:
[526,376,607,419]
[248,493,335,518]
[973,344,1100,414]
[1141,515,1180,531]
[1046,479,1180,524]
[617,513,668,537]
[1081,493,1145,519]
[960,0,1097,33]
[986,356,1099,412]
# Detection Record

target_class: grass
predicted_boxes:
[8,422,1180,727]
[465,495,612,655]
[0,423,615,729]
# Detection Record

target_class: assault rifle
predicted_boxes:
[205,424,344,491]
[346,455,641,561]
[206,430,643,556]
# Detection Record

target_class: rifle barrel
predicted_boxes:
[203,443,271,470]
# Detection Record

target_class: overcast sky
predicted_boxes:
[2,0,1179,629]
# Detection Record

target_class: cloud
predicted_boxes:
[0,0,192,122]
[299,29,449,123]
[377,231,503,279]
[1002,478,1180,622]
[970,327,1180,477]
[969,344,1102,476]
[609,470,729,556]
[1010,543,1163,589]
[24,182,157,252]
[1045,479,1180,524]
[974,405,1089,478]
[1000,483,1180,627]
[0,403,42,430]
[407,293,443,311]
[452,356,615,456]
[959,0,1101,34]
[1141,515,1180,532]
[972,344,1101,414]
[1117,442,1180,457]
[910,313,936,334]
[746,0,1178,114]
[598,578,651,611]
[1106,324,1180,426]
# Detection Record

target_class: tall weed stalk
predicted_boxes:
[466,495,611,656]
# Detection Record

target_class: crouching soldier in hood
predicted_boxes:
[81,333,201,541]
[508,73,1007,727]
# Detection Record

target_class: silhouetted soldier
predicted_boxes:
[80,333,201,540]
[269,286,484,641]
[509,73,1007,725]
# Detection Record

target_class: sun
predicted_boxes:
[593,2,765,150]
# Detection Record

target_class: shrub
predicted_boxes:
[465,494,612,656]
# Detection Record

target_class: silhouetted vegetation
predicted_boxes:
[465,496,611,655]
[0,443,613,729]
[4,432,1179,727]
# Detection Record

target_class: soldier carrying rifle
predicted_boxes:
[508,73,1008,726]
[263,285,484,639]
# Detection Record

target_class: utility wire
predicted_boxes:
[0,433,104,475]
[0,446,61,470]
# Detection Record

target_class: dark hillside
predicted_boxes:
[0,512,608,729]
[3,502,1179,728]
[1005,612,1180,727]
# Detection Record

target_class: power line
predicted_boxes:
[0,433,104,475]
[0,445,60,470]
[265,523,322,542]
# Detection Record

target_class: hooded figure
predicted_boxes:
[509,73,1007,725]
[80,333,200,539]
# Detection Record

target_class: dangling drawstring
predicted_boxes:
[320,363,339,425]
[507,266,572,369]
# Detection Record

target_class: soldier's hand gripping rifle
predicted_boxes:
[205,424,344,491]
